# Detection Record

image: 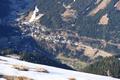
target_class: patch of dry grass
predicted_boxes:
[68,77,76,80]
[3,75,33,80]
[12,64,29,71]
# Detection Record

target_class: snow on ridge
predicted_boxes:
[0,56,119,80]
[29,6,44,23]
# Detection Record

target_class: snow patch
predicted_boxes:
[29,6,44,23]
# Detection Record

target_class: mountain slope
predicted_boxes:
[0,0,120,71]
[0,0,74,70]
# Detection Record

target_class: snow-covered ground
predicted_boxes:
[0,56,119,80]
